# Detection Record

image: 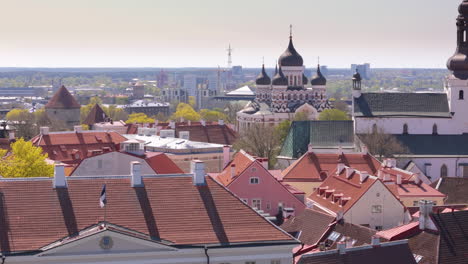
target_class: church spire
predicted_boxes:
[447,0,468,79]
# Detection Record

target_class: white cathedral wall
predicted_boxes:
[354,117,460,135]
[396,156,468,182]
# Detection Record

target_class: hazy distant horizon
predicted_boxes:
[0,0,462,68]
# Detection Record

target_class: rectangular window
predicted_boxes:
[250,177,259,184]
[266,201,271,210]
[371,205,382,213]
[252,199,261,210]
[245,262,256,264]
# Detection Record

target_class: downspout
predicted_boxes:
[204,246,210,264]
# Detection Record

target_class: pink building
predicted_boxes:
[213,150,305,216]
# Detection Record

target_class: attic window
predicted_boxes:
[249,177,259,184]
[327,231,341,242]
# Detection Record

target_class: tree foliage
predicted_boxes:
[6,108,66,139]
[199,109,228,122]
[275,120,291,145]
[126,113,155,124]
[319,109,350,121]
[359,129,408,160]
[0,138,54,178]
[171,103,201,121]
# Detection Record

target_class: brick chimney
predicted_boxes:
[223,145,230,168]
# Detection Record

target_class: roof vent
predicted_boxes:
[201,119,206,126]
[345,167,354,179]
[74,125,83,133]
[218,119,224,126]
[337,242,346,254]
[371,236,380,246]
[169,121,175,129]
[160,129,175,138]
[359,171,369,183]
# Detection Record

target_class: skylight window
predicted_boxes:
[327,231,341,242]
[413,254,423,263]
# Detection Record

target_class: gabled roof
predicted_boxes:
[353,92,450,118]
[434,177,468,204]
[297,240,417,264]
[216,150,256,186]
[30,131,127,165]
[282,152,380,182]
[144,152,184,174]
[308,168,380,213]
[83,104,109,125]
[0,176,296,254]
[431,210,468,264]
[45,85,81,109]
[280,121,354,159]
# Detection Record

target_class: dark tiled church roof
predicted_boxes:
[353,93,450,118]
[391,134,468,155]
[45,85,81,109]
[83,104,109,125]
[280,121,355,159]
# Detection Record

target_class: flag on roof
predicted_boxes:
[100,184,107,208]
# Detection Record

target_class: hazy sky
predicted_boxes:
[0,0,462,68]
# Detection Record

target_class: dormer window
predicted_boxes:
[403,124,408,135]
[460,90,464,100]
[249,177,259,184]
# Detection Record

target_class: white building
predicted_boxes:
[353,2,468,182]
[237,33,331,132]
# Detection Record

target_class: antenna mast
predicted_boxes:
[227,44,233,69]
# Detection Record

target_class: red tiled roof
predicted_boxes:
[282,152,380,182]
[376,221,420,241]
[83,104,109,125]
[387,182,446,199]
[144,152,183,174]
[45,85,81,109]
[216,150,256,186]
[126,122,239,145]
[0,176,295,253]
[308,168,379,213]
[30,131,127,165]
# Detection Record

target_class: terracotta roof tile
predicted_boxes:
[0,176,295,253]
[281,208,335,245]
[216,150,256,186]
[144,152,184,174]
[45,85,81,109]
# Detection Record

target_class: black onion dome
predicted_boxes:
[278,38,304,67]
[302,74,308,85]
[352,70,362,81]
[272,66,288,86]
[311,65,327,86]
[255,64,271,85]
[459,0,468,14]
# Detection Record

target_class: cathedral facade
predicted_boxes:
[237,33,331,132]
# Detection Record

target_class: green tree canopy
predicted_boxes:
[171,103,201,121]
[126,113,155,124]
[199,109,228,122]
[0,138,54,178]
[319,109,350,121]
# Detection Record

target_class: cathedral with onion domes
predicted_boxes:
[237,30,332,132]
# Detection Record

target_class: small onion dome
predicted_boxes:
[272,66,288,86]
[311,65,327,86]
[255,64,271,85]
[459,0,468,15]
[302,74,308,85]
[352,70,362,81]
[278,38,304,67]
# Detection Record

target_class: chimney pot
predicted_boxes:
[371,236,380,246]
[53,164,67,188]
[201,119,206,126]
[337,242,346,254]
[230,164,236,179]
[8,132,15,140]
[74,125,83,133]
[218,119,224,126]
[396,174,402,185]
[191,159,206,185]
[131,161,143,187]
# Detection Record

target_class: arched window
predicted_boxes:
[432,124,438,135]
[403,124,408,134]
[294,76,297,86]
[441,164,448,178]
[372,124,378,134]
[460,90,464,100]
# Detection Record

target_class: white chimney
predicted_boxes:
[188,120,191,126]
[40,127,50,135]
[345,167,354,179]
[377,170,383,179]
[385,158,396,168]
[169,121,175,129]
[419,200,435,231]
[345,237,354,248]
[179,131,190,140]
[74,125,83,133]
[154,120,159,126]
[383,173,390,182]
[131,161,143,187]
[371,236,380,246]
[53,164,67,188]
[337,242,346,254]
[308,143,313,153]
[359,171,369,183]
[337,163,345,174]
[218,119,224,126]
[201,119,206,126]
[191,159,206,185]
[230,164,236,179]
[223,146,230,168]
[415,175,421,185]
[361,145,368,154]
[8,132,15,140]
[396,174,402,185]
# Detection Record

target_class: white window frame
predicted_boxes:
[371,205,382,213]
[252,199,261,210]
[249,177,259,184]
